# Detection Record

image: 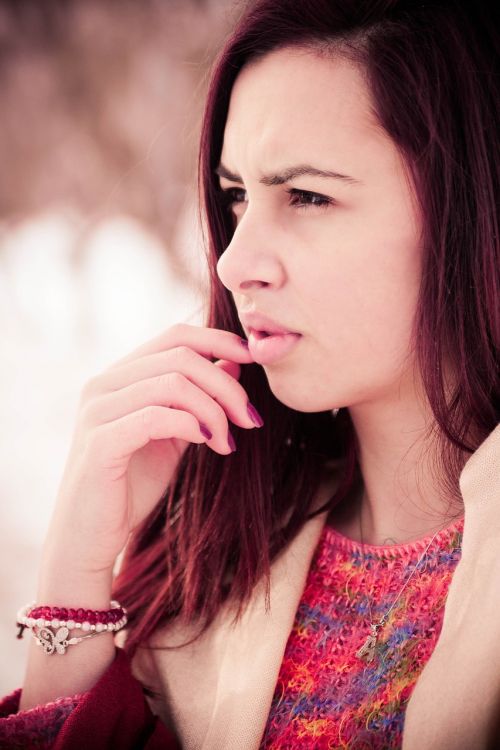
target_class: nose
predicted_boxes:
[216,211,285,296]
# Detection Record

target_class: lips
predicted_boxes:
[247,328,302,364]
[240,311,299,337]
[249,328,276,339]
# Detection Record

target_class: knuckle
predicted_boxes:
[86,422,106,456]
[80,376,98,400]
[177,344,194,360]
[79,398,98,429]
[158,371,185,393]
[169,322,188,337]
[170,345,195,366]
[141,405,155,430]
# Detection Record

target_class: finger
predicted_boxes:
[215,359,241,381]
[88,347,260,430]
[83,371,246,454]
[104,323,252,370]
[89,406,214,468]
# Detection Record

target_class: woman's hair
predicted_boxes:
[113,0,499,659]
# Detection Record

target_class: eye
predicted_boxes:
[217,187,247,208]
[285,188,334,210]
[217,186,335,212]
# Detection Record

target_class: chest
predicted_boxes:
[259,522,463,749]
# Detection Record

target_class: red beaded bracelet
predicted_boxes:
[16,599,128,639]
[27,604,124,624]
[15,600,128,655]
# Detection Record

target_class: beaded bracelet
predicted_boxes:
[16,600,128,655]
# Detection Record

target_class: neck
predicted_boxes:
[328,466,463,547]
[328,368,466,546]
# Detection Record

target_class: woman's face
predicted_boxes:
[216,47,423,413]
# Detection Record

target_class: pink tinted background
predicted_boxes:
[0,0,235,693]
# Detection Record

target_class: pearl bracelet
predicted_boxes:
[16,600,128,654]
[17,600,127,633]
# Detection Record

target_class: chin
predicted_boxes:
[265,375,341,413]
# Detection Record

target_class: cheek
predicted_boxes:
[308,225,422,378]
[263,266,421,414]
[263,207,423,410]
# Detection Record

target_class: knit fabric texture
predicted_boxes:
[259,514,464,749]
[0,688,84,748]
[0,516,464,749]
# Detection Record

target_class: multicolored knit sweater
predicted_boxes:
[259,515,464,749]
[0,515,464,749]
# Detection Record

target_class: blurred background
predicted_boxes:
[0,0,237,693]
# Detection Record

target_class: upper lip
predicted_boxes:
[239,311,300,335]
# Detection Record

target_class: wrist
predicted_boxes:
[41,534,116,574]
[36,556,114,610]
[41,525,119,578]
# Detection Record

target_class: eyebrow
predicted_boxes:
[214,162,363,187]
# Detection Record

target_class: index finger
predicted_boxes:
[105,323,253,370]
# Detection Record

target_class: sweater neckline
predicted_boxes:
[323,513,464,558]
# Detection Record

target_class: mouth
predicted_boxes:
[250,329,273,339]
[249,326,297,339]
[247,328,302,365]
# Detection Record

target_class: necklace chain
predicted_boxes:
[355,505,441,663]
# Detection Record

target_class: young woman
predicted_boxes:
[1,0,498,748]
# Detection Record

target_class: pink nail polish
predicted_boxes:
[247,401,264,427]
[227,429,237,452]
[199,423,212,440]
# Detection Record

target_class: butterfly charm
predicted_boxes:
[36,626,78,655]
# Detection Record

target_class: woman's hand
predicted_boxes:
[41,324,258,577]
[459,420,500,534]
[439,421,500,630]
[459,421,500,507]
[403,423,500,750]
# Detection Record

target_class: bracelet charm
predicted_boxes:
[35,625,99,655]
[15,599,128,654]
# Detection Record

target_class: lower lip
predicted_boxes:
[248,330,302,364]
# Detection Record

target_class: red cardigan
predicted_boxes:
[0,647,181,750]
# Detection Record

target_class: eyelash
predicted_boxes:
[218,187,335,212]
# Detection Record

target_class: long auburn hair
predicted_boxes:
[113,0,499,660]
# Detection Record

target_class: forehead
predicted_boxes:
[220,47,388,175]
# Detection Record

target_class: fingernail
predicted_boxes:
[240,338,249,348]
[199,423,212,440]
[227,429,237,452]
[247,401,264,427]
